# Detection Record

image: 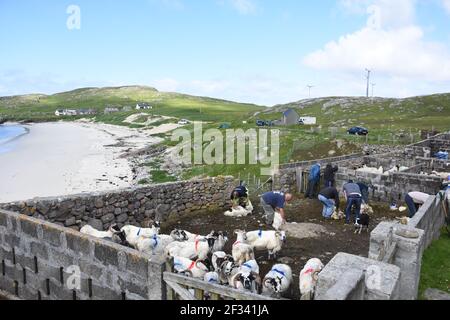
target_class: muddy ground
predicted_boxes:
[161,195,401,300]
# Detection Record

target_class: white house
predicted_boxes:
[298,117,317,125]
[136,103,152,110]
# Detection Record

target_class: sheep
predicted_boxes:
[165,237,216,261]
[135,234,175,256]
[121,223,160,248]
[171,257,210,279]
[356,165,383,175]
[211,231,228,252]
[229,267,262,294]
[224,200,254,217]
[80,224,130,246]
[245,230,286,260]
[331,209,345,220]
[299,258,324,300]
[262,264,293,297]
[361,203,374,215]
[170,229,208,242]
[272,212,285,231]
[212,251,231,272]
[216,256,237,285]
[204,271,220,284]
[232,230,255,266]
[395,216,411,225]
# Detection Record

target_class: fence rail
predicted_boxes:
[164,272,279,301]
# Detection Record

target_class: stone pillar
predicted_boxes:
[369,222,425,300]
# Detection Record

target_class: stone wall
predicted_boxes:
[0,177,237,232]
[0,208,165,300]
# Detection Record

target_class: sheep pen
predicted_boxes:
[160,196,400,300]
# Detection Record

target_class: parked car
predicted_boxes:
[256,120,274,127]
[178,119,190,125]
[348,126,369,136]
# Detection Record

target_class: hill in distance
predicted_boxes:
[0,86,266,123]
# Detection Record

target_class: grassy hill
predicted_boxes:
[0,86,266,123]
[261,94,450,132]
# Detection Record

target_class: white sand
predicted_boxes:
[0,122,162,203]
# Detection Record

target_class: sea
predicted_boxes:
[0,124,29,154]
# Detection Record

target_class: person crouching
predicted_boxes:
[343,180,363,225]
[318,186,340,219]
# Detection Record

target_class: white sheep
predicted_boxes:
[80,224,116,239]
[262,264,293,297]
[272,212,285,231]
[224,200,254,217]
[172,257,209,279]
[229,265,261,294]
[232,230,255,266]
[245,230,286,260]
[357,165,384,175]
[165,237,216,261]
[121,224,160,248]
[204,271,220,284]
[299,258,324,300]
[135,234,175,256]
[170,229,209,242]
[361,203,374,215]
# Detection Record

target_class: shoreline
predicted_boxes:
[0,121,164,203]
[0,123,30,146]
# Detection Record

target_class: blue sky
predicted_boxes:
[1,0,450,105]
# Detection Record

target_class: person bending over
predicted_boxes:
[260,191,293,225]
[318,186,340,219]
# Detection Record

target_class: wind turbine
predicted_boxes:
[307,85,314,98]
[365,69,371,98]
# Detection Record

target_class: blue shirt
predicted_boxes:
[262,191,286,209]
[309,164,321,182]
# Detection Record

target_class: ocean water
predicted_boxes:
[0,125,28,154]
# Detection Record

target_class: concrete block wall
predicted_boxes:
[0,177,237,232]
[369,222,425,300]
[315,253,401,300]
[410,195,447,248]
[0,208,165,300]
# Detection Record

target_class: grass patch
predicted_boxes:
[150,170,177,183]
[419,230,450,299]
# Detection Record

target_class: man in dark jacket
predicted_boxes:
[231,182,250,209]
[324,164,339,187]
[343,180,363,224]
[318,186,340,219]
[305,163,321,199]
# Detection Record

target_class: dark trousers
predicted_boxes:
[324,180,334,188]
[345,196,362,223]
[305,180,319,199]
[405,194,420,218]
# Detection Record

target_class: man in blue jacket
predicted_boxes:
[305,163,321,199]
[260,191,293,225]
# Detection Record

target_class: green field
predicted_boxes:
[419,231,450,299]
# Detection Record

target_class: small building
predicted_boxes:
[281,109,300,126]
[298,116,317,125]
[136,103,152,110]
[104,107,120,114]
[78,109,97,116]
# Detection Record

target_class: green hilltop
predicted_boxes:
[0,85,266,123]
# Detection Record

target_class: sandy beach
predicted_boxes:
[0,122,164,203]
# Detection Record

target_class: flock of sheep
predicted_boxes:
[80,222,324,300]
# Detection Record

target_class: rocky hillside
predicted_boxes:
[263,94,450,130]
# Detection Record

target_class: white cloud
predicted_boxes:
[443,0,450,14]
[304,0,450,81]
[218,0,258,15]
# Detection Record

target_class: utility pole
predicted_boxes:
[365,69,371,98]
[307,85,314,98]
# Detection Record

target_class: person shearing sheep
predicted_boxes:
[260,191,293,226]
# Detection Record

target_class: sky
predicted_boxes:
[1,0,450,106]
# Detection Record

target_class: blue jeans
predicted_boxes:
[405,194,419,218]
[318,195,335,218]
[345,196,362,223]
